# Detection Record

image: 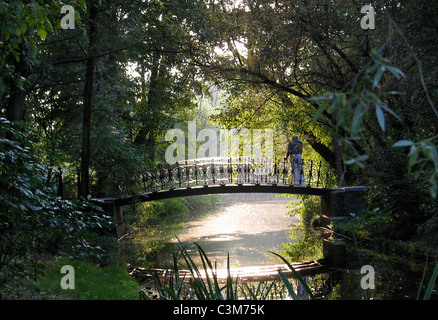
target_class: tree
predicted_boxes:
[187,0,377,184]
[0,1,70,133]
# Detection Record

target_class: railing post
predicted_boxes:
[176,162,182,187]
[244,159,248,183]
[274,157,277,183]
[203,163,207,186]
[185,160,190,188]
[219,161,225,184]
[316,161,322,187]
[308,160,313,187]
[282,158,287,184]
[141,174,146,192]
[228,158,233,184]
[157,164,163,189]
[167,164,173,189]
[211,159,216,185]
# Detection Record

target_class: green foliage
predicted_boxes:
[393,137,438,199]
[278,196,323,261]
[0,118,112,279]
[311,50,404,168]
[141,240,239,300]
[310,34,438,241]
[279,223,324,262]
[140,240,323,300]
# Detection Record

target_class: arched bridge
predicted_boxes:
[97,157,337,208]
[95,156,367,266]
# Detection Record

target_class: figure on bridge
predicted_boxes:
[286,135,305,187]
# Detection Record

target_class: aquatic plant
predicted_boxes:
[139,240,321,300]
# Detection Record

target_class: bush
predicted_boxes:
[0,118,112,283]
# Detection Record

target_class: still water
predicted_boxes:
[165,193,297,268]
[127,193,437,300]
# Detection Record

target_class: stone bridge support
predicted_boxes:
[320,186,367,266]
[96,199,125,255]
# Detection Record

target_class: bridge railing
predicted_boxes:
[140,157,336,193]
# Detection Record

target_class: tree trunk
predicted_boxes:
[304,133,336,169]
[134,53,162,147]
[6,44,28,138]
[79,0,97,198]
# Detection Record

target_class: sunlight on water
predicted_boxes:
[163,193,300,268]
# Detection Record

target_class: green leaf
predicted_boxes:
[37,26,47,40]
[408,144,417,157]
[356,154,369,162]
[378,102,402,122]
[352,102,366,134]
[408,147,419,169]
[429,178,437,199]
[386,66,405,80]
[312,103,327,123]
[375,105,385,131]
[393,140,414,147]
[277,269,299,300]
[329,94,343,114]
[269,251,315,299]
[373,66,385,89]
[307,95,330,101]
[423,263,438,299]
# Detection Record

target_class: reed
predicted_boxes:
[139,239,315,300]
[138,241,438,300]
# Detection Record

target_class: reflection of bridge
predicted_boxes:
[130,260,327,285]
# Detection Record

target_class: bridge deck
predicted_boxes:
[96,183,333,208]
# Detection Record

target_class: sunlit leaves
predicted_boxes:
[393,137,438,198]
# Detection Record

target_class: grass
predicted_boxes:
[37,259,140,300]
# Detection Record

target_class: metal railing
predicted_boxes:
[140,157,336,193]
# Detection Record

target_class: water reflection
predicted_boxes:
[151,193,299,268]
[127,193,438,300]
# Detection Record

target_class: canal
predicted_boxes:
[124,193,437,300]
